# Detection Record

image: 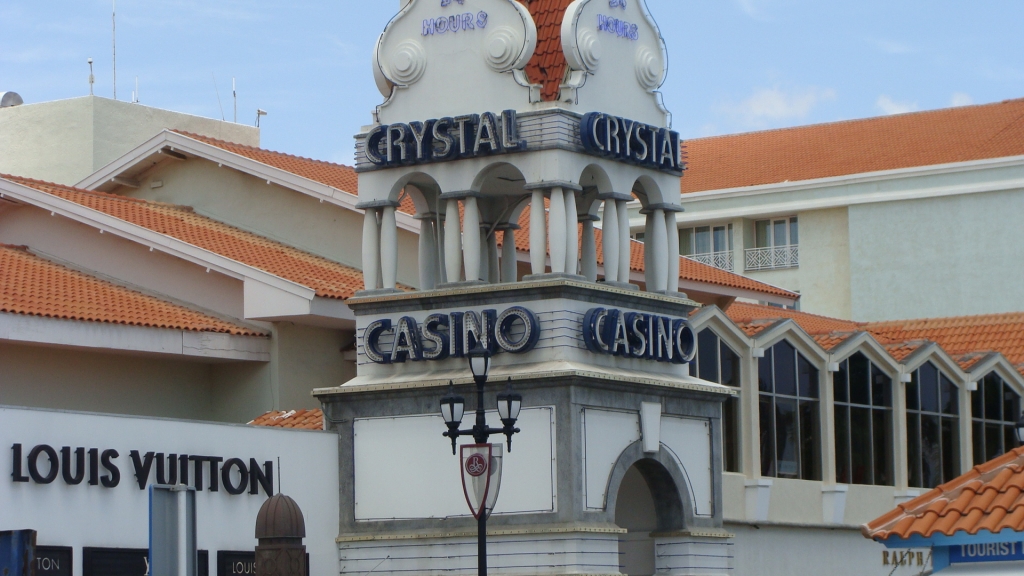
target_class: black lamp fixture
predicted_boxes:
[440,383,466,455]
[439,341,525,576]
[1015,411,1024,447]
[496,381,523,450]
[440,341,523,449]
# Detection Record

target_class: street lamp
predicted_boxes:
[439,342,524,576]
[1014,411,1024,447]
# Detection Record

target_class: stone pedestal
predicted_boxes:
[315,280,733,576]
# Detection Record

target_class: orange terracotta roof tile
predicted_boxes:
[5,175,366,300]
[813,331,858,351]
[522,0,573,102]
[682,98,1024,193]
[504,203,797,299]
[865,312,1024,365]
[724,301,860,335]
[863,447,1024,541]
[0,244,265,336]
[883,340,928,362]
[174,131,359,193]
[248,409,324,430]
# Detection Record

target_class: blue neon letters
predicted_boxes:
[597,14,639,40]
[580,112,684,174]
[363,307,540,364]
[365,110,523,167]
[582,308,696,364]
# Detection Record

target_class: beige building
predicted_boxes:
[0,95,258,185]
[630,98,1024,321]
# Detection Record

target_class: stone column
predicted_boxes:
[436,212,446,283]
[486,227,500,284]
[564,189,579,275]
[616,199,630,283]
[380,205,398,290]
[664,209,680,294]
[643,210,654,284]
[463,196,482,281]
[648,208,668,292]
[530,189,547,275]
[548,187,567,274]
[500,226,518,283]
[580,215,598,282]
[361,208,380,291]
[417,215,438,290]
[602,198,620,283]
[444,198,462,283]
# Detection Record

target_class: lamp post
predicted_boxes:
[440,342,523,576]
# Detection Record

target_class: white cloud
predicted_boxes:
[736,0,760,17]
[866,38,914,55]
[950,92,974,107]
[876,95,918,115]
[722,86,837,127]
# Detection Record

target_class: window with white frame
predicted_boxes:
[906,362,960,489]
[679,225,734,271]
[758,340,821,480]
[972,372,1021,465]
[834,353,894,486]
[747,217,799,271]
[690,329,742,473]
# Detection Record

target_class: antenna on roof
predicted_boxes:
[232,78,237,123]
[212,74,225,121]
[256,108,267,128]
[112,0,117,100]
[132,76,139,103]
[87,58,94,96]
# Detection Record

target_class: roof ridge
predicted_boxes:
[866,310,1024,328]
[2,174,189,209]
[173,130,356,170]
[685,98,1024,141]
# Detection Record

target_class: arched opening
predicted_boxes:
[614,459,685,576]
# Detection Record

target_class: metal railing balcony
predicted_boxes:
[685,251,734,272]
[745,245,799,271]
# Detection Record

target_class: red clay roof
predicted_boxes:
[174,131,359,193]
[0,244,265,336]
[522,0,572,102]
[723,303,1024,370]
[506,203,797,299]
[725,301,860,335]
[4,175,366,300]
[681,98,1024,194]
[864,313,1024,366]
[249,409,324,430]
[863,446,1024,542]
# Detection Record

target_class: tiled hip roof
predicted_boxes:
[174,131,359,193]
[0,244,266,336]
[4,175,366,300]
[522,0,573,101]
[681,98,1024,193]
[249,409,324,430]
[863,447,1024,541]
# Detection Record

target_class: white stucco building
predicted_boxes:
[638,98,1024,321]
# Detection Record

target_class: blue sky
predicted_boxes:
[2,1,1023,164]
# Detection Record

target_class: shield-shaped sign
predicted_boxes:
[461,444,504,519]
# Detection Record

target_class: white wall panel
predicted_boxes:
[661,416,713,517]
[353,407,555,520]
[0,406,339,576]
[583,408,641,510]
